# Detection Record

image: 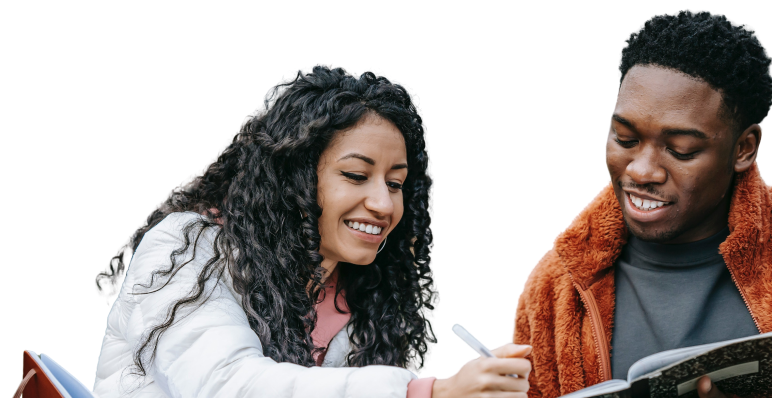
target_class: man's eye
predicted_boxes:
[614,137,638,148]
[668,149,697,160]
[614,138,697,160]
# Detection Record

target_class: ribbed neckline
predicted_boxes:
[626,227,730,267]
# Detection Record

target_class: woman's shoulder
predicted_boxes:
[143,210,212,239]
[127,211,221,284]
[137,211,218,252]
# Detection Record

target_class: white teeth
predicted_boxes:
[630,193,669,211]
[346,221,383,235]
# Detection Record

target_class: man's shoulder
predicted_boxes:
[520,248,572,303]
[520,183,626,308]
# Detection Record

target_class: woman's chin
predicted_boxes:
[341,251,378,266]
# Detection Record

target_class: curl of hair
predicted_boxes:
[96,66,436,376]
[620,11,772,131]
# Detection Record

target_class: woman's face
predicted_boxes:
[316,115,408,266]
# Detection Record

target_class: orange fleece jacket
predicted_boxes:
[514,164,772,398]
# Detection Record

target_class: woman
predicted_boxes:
[94,66,531,397]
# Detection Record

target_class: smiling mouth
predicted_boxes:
[628,193,672,211]
[345,221,383,235]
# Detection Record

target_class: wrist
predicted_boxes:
[431,378,450,398]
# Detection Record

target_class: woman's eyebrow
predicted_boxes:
[338,153,408,170]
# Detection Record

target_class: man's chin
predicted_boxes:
[623,218,682,243]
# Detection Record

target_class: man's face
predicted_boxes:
[607,65,737,244]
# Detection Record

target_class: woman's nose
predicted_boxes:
[364,183,394,216]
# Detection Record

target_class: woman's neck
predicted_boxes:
[320,258,338,284]
[306,259,338,294]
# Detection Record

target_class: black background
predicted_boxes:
[9,8,772,392]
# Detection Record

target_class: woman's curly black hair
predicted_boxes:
[620,11,772,132]
[96,66,436,375]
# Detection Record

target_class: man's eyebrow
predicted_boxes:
[338,153,408,170]
[613,114,709,139]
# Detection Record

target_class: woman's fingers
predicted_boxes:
[483,373,530,392]
[478,357,532,379]
[491,343,532,358]
[436,355,533,398]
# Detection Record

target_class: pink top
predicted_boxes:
[312,270,435,398]
[205,211,432,394]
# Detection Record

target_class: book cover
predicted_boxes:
[40,353,94,398]
[561,332,772,398]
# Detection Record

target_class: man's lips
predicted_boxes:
[624,192,673,223]
[623,189,669,203]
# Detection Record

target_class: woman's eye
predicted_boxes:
[387,182,403,192]
[340,171,367,181]
[340,171,402,189]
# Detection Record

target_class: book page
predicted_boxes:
[626,343,724,381]
[627,331,772,382]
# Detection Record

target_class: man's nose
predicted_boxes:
[626,146,667,185]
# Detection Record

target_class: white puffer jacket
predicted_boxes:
[93,212,416,397]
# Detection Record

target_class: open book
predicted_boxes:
[561,332,772,398]
[27,350,94,398]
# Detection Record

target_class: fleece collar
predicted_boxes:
[556,163,768,288]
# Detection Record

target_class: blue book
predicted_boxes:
[27,349,72,398]
[27,350,94,398]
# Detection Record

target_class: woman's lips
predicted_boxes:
[624,192,672,223]
[344,221,384,244]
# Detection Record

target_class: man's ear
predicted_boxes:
[734,124,762,173]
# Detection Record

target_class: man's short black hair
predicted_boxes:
[620,11,772,132]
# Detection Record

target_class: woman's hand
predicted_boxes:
[432,344,532,398]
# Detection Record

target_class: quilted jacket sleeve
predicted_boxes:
[127,212,416,398]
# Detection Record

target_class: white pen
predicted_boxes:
[452,324,518,378]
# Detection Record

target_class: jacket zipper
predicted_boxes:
[726,266,763,333]
[572,280,612,382]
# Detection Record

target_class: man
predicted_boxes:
[515,11,772,398]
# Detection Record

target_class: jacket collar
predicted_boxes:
[556,163,768,288]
